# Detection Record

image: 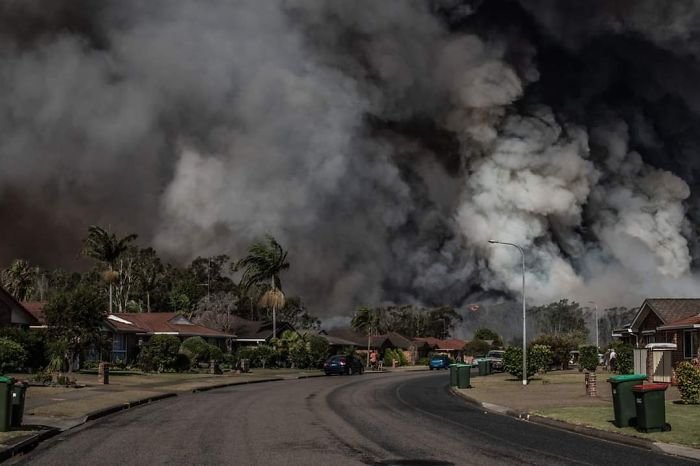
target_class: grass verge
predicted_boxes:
[536,403,700,448]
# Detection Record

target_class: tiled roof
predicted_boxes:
[324,328,367,346]
[413,337,465,351]
[108,313,233,338]
[658,314,700,329]
[228,316,293,340]
[21,301,47,325]
[643,299,700,324]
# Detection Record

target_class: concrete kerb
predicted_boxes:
[84,392,178,421]
[449,387,700,461]
[0,428,60,463]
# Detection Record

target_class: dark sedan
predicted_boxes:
[323,355,364,375]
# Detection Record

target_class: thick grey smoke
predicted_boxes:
[3,0,700,322]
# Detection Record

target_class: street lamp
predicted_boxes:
[488,240,527,386]
[588,301,599,350]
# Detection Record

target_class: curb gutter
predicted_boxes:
[0,428,60,463]
[449,387,700,461]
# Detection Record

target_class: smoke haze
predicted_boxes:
[3,0,700,323]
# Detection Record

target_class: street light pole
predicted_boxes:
[588,301,598,350]
[489,240,527,386]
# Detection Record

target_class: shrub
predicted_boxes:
[384,349,400,367]
[610,342,634,374]
[676,361,700,404]
[529,344,553,374]
[397,350,408,366]
[0,328,47,370]
[503,346,537,380]
[173,353,192,373]
[138,335,181,372]
[308,336,330,369]
[0,338,27,373]
[418,357,429,366]
[463,339,491,357]
[579,345,599,372]
[530,334,577,370]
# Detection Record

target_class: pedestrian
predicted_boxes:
[369,350,377,370]
[609,348,617,372]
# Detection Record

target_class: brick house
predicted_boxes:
[412,337,467,362]
[104,313,235,363]
[626,299,700,366]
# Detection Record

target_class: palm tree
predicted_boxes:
[82,225,137,313]
[0,259,36,301]
[352,306,384,367]
[236,235,290,339]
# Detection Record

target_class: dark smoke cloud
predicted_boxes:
[2,0,700,328]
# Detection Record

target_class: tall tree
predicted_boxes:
[131,247,164,312]
[236,235,290,338]
[81,225,137,314]
[532,299,588,338]
[44,284,107,372]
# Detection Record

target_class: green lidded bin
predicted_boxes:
[607,374,647,427]
[457,364,471,389]
[449,364,458,387]
[632,383,670,433]
[0,376,14,432]
[478,360,490,376]
[11,381,27,428]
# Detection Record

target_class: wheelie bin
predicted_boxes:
[478,359,491,376]
[457,364,471,389]
[0,376,14,432]
[449,364,458,387]
[632,383,671,433]
[607,374,648,427]
[11,381,27,428]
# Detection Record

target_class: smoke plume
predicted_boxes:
[3,0,700,322]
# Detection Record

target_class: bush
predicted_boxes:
[418,357,429,366]
[529,344,553,374]
[0,338,27,373]
[173,353,192,373]
[308,336,330,369]
[530,334,577,370]
[0,328,47,370]
[463,339,491,357]
[503,346,537,380]
[579,345,599,372]
[180,337,223,368]
[676,361,700,404]
[610,342,633,374]
[138,335,181,372]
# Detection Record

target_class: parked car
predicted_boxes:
[472,350,505,371]
[428,355,451,370]
[485,350,505,371]
[323,355,364,375]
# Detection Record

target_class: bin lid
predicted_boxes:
[0,376,13,384]
[631,383,669,392]
[607,374,647,383]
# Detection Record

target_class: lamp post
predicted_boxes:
[488,240,527,386]
[588,301,599,350]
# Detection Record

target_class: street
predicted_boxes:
[14,371,693,465]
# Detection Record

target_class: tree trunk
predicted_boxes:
[146,291,151,312]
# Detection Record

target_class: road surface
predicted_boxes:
[14,371,692,465]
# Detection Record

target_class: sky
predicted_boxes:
[2,0,700,321]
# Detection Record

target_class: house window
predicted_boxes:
[646,335,656,344]
[112,333,127,352]
[684,331,698,359]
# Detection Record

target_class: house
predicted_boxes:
[228,316,295,346]
[103,312,235,364]
[0,287,39,328]
[313,329,362,351]
[413,337,467,361]
[624,298,700,367]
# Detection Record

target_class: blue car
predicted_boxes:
[429,355,451,370]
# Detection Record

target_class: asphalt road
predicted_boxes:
[14,371,693,465]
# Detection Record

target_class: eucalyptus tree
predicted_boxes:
[81,225,137,313]
[236,235,290,338]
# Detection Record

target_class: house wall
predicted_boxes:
[637,311,664,347]
[0,300,13,326]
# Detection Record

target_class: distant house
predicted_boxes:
[0,287,39,328]
[104,313,234,363]
[313,329,362,352]
[623,299,700,366]
[228,316,295,346]
[413,337,466,361]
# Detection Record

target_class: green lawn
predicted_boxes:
[536,402,700,448]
